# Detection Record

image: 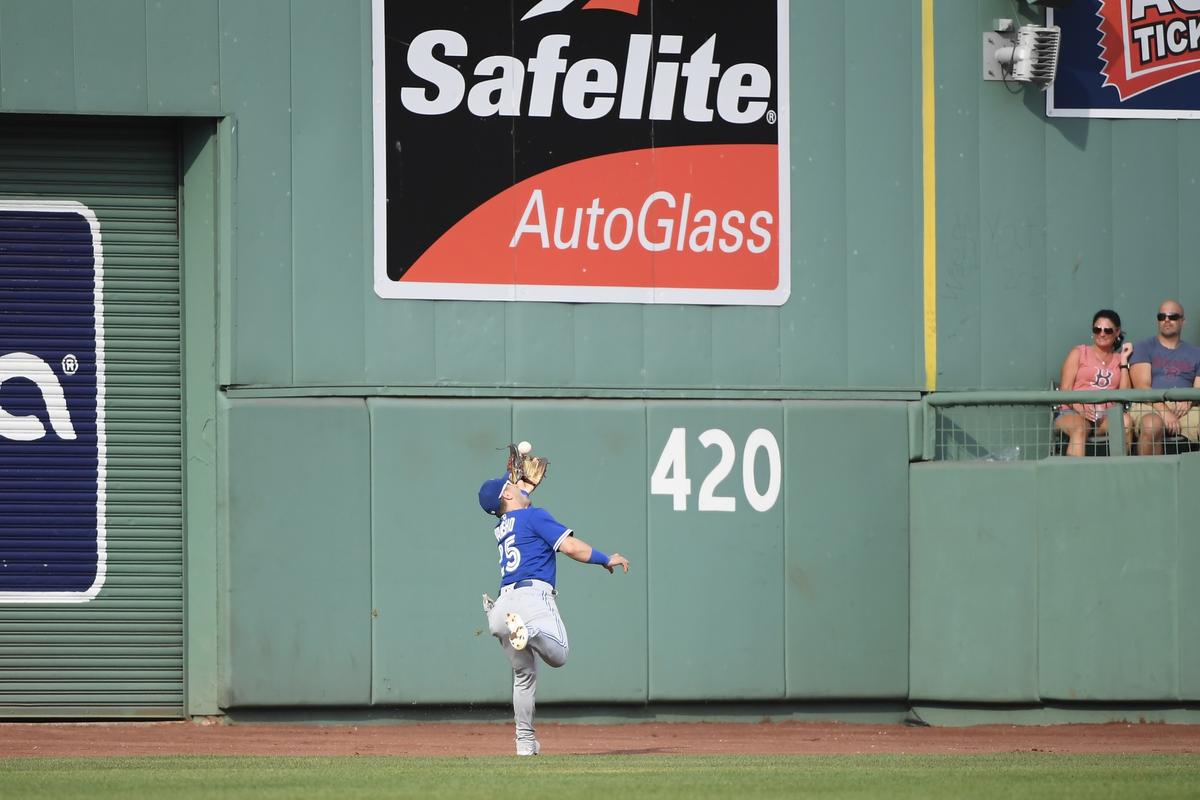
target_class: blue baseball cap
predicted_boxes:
[478,475,508,516]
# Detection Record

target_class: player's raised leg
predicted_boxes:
[520,590,569,668]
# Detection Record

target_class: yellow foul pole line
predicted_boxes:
[922,0,937,391]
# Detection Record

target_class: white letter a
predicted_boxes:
[510,189,550,248]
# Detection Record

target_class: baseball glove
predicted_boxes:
[507,443,549,490]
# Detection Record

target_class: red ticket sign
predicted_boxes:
[373,1,790,305]
[1097,0,1200,100]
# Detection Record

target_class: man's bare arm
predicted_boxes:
[1130,362,1152,390]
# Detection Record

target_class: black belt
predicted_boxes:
[504,579,552,590]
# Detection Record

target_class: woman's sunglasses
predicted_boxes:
[1092,326,1115,335]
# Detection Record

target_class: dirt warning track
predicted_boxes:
[2,721,1198,758]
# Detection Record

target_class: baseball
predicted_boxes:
[518,441,532,455]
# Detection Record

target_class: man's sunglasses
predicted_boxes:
[1157,312,1183,321]
[1092,326,1115,335]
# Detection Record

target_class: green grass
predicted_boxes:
[1,754,1198,799]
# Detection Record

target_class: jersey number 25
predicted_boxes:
[499,535,521,576]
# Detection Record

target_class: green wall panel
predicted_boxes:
[910,455,1199,706]
[291,0,367,383]
[1112,123,1178,325]
[573,305,644,387]
[977,75,1046,389]
[1182,126,1200,309]
[909,463,1038,702]
[782,1,847,389]
[146,0,219,114]
[0,0,74,110]
[933,2,1200,390]
[932,0,982,390]
[218,0,294,386]
[512,402,649,703]
[844,3,919,390]
[712,308,780,388]
[369,400,512,704]
[73,0,147,113]
[1178,456,1200,702]
[1037,459,1179,702]
[364,301,436,384]
[646,404,784,700]
[642,308,713,388]
[507,306,575,386]
[225,400,371,706]
[434,302,507,385]
[182,120,221,716]
[785,403,909,699]
[1044,121,1112,383]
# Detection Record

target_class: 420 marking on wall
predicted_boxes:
[651,427,781,512]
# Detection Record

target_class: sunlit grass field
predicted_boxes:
[2,754,1198,799]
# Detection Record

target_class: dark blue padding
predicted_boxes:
[0,209,102,594]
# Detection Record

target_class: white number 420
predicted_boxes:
[650,427,781,513]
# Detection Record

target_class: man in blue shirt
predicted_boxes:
[478,473,630,756]
[1130,299,1200,454]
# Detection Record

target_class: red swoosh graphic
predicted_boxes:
[400,144,779,291]
[582,0,641,14]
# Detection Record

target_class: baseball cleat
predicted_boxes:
[482,593,495,613]
[516,738,540,756]
[505,612,529,651]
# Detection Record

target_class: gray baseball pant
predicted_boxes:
[488,580,569,748]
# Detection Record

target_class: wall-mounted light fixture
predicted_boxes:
[983,18,1061,89]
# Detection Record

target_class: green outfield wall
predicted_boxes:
[0,2,1194,389]
[911,456,1200,704]
[0,0,1196,720]
[220,398,911,706]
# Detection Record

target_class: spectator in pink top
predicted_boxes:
[1054,309,1133,456]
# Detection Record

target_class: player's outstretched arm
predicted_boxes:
[559,535,630,574]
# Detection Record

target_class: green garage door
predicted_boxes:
[0,116,183,716]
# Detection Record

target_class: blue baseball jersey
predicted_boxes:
[493,506,572,589]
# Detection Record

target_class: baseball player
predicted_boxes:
[478,448,630,756]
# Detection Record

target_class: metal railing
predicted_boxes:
[922,389,1200,461]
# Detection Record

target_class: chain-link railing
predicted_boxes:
[922,389,1200,461]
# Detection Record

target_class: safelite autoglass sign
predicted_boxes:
[372,0,790,304]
